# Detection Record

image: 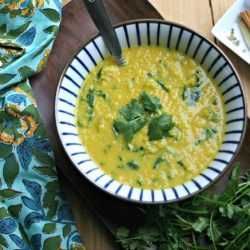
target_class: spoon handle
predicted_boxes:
[83,0,123,63]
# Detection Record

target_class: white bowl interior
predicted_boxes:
[56,21,246,203]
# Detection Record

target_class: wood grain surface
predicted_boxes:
[150,0,214,40]
[62,0,72,7]
[30,1,250,249]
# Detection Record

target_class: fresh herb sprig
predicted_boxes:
[113,99,147,142]
[113,92,174,142]
[148,113,174,141]
[116,165,250,250]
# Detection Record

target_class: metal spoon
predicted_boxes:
[83,0,127,66]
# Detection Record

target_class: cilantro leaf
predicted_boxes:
[156,79,170,92]
[95,89,108,100]
[205,128,217,139]
[219,204,235,219]
[186,69,203,87]
[114,98,148,142]
[96,68,103,80]
[177,160,187,170]
[192,217,209,232]
[207,220,222,242]
[140,92,162,113]
[147,72,170,92]
[153,156,164,169]
[113,118,133,142]
[219,164,240,201]
[195,128,217,145]
[131,117,148,133]
[182,86,201,106]
[194,69,203,86]
[86,89,95,122]
[137,226,160,245]
[120,99,145,121]
[148,113,174,141]
[116,227,130,239]
[86,89,95,108]
[127,160,139,170]
[114,116,147,142]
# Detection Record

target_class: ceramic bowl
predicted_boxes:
[55,20,247,203]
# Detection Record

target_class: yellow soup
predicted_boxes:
[76,46,226,190]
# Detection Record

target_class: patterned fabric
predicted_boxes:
[0,1,85,250]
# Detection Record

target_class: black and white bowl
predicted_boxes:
[55,20,247,204]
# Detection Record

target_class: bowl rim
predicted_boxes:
[55,18,248,204]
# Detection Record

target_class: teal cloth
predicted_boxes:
[0,1,85,250]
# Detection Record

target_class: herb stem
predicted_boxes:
[116,236,145,242]
[181,239,210,250]
[232,182,250,203]
[209,211,217,250]
[224,226,250,250]
[197,195,228,206]
[192,231,198,250]
[168,205,209,215]
[175,214,193,226]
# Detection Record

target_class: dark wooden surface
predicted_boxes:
[30,0,250,249]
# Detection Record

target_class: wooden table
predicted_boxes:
[31,1,250,249]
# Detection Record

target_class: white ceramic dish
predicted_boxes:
[55,20,247,204]
[212,0,250,64]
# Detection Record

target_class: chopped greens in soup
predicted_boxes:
[76,46,226,190]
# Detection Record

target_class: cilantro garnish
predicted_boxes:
[182,85,202,106]
[95,89,108,100]
[177,160,187,170]
[85,88,111,122]
[113,93,175,142]
[194,69,203,86]
[127,160,139,170]
[205,128,217,139]
[153,156,165,169]
[120,99,145,121]
[195,128,217,145]
[86,89,95,121]
[96,68,103,79]
[86,89,95,108]
[156,79,170,92]
[148,113,174,141]
[113,116,147,142]
[140,92,162,113]
[113,98,148,142]
[182,70,203,106]
[147,72,170,92]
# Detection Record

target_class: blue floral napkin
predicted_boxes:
[0,1,85,249]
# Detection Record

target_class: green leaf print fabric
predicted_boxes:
[0,1,85,249]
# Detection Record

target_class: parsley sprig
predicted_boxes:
[113,92,174,142]
[116,165,250,250]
